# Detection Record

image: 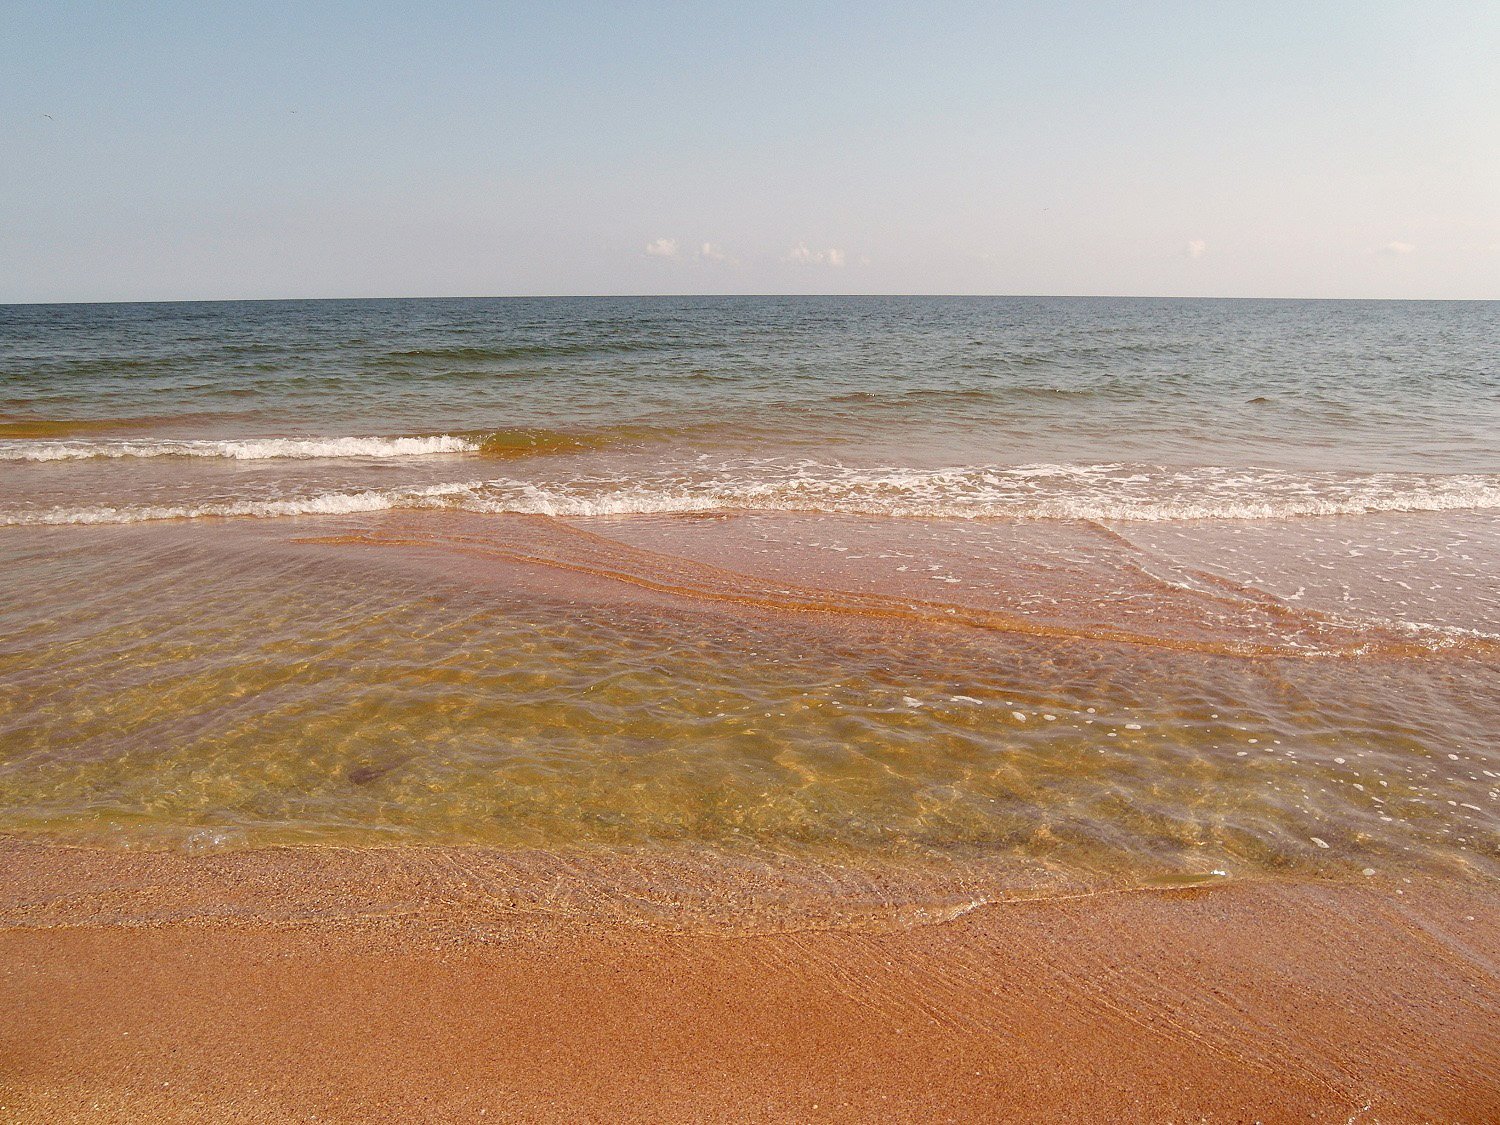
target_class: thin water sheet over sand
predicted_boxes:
[3,510,1498,1121]
[1,842,1496,1122]
[4,295,1500,1121]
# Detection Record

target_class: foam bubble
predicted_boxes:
[0,435,480,462]
[1,481,482,525]
[5,461,1500,527]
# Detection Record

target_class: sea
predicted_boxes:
[2,296,1496,928]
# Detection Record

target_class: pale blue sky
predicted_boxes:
[3,1,1497,301]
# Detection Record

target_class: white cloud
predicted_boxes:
[1186,239,1207,259]
[644,237,679,258]
[786,242,846,267]
[698,241,730,262]
[1381,241,1416,255]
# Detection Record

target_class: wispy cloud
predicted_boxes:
[1381,241,1416,255]
[786,243,846,267]
[644,237,679,258]
[1186,239,1207,259]
[698,241,731,263]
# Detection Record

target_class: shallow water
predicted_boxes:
[1,297,1496,921]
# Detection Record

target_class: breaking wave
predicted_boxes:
[4,463,1500,526]
[0,435,476,461]
[2,482,482,525]
[0,429,609,462]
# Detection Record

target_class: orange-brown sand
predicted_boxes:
[1,845,1496,1122]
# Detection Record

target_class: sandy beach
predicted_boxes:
[2,841,1497,1122]
[8,0,1500,1116]
[5,299,1498,1122]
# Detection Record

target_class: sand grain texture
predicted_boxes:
[2,856,1497,1123]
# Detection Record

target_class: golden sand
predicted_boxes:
[1,842,1495,1122]
[4,510,1498,1120]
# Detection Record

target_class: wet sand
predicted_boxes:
[3,519,1498,1122]
[2,845,1497,1122]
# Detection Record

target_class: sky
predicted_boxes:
[2,1,1498,302]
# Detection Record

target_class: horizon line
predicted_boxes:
[5,292,1499,308]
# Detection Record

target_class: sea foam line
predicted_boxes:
[4,464,1500,526]
[0,435,480,461]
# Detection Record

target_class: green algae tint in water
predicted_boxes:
[0,516,1495,902]
[1,297,1498,920]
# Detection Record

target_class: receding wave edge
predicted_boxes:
[4,465,1499,526]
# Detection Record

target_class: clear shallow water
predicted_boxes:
[2,517,1495,883]
[1,297,1496,917]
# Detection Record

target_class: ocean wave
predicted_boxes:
[376,339,675,365]
[823,384,1113,409]
[0,429,612,462]
[2,482,482,525]
[0,435,478,462]
[5,464,1500,526]
[470,466,1500,522]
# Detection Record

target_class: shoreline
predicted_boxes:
[2,841,1496,1121]
[0,835,1467,935]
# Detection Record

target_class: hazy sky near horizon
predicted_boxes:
[3,1,1498,302]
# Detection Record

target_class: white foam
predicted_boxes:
[470,464,1500,523]
[5,462,1500,527]
[1,481,482,525]
[0,435,479,461]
